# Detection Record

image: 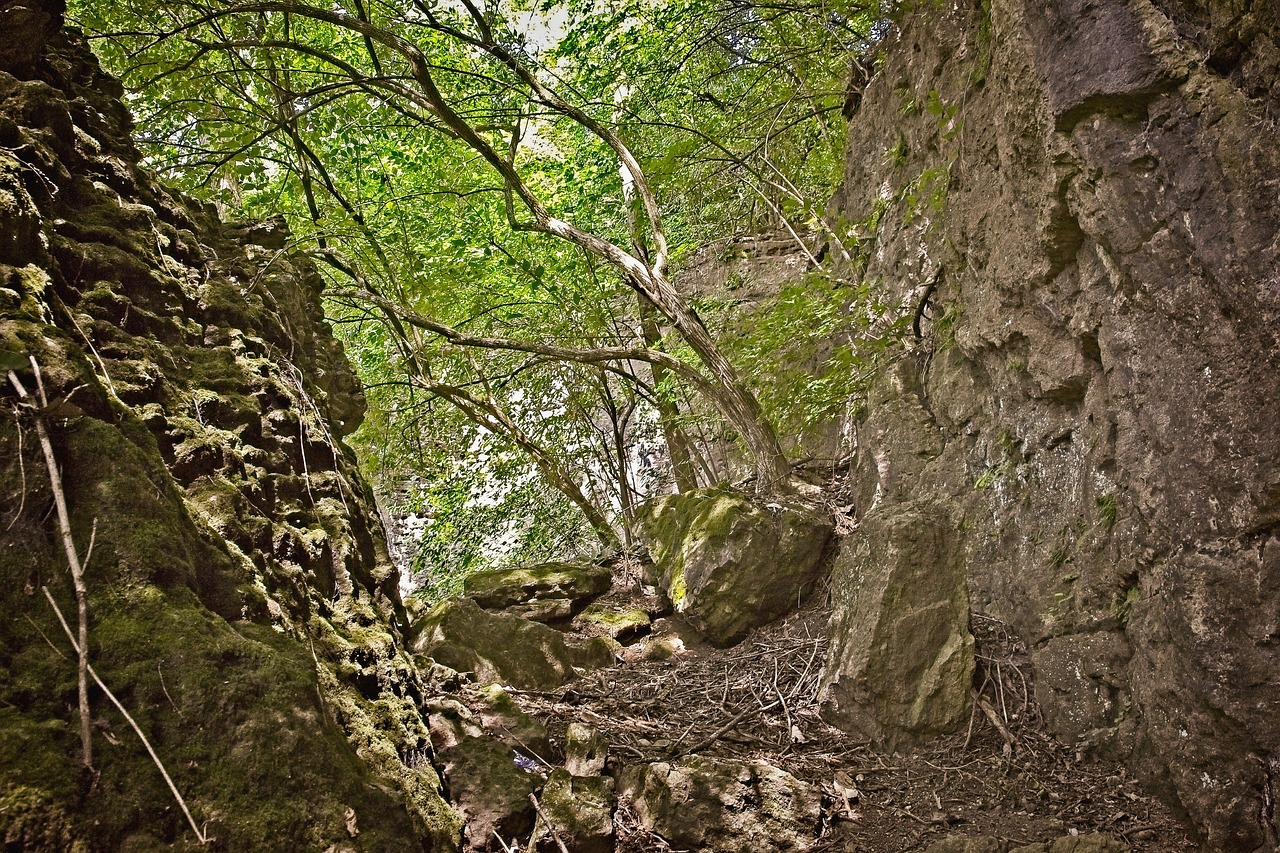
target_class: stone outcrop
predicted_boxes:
[618,756,822,853]
[0,4,458,848]
[824,0,1280,846]
[638,488,833,646]
[820,499,975,747]
[463,561,613,623]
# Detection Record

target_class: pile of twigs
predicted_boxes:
[512,606,843,767]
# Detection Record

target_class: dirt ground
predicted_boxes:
[502,574,1198,853]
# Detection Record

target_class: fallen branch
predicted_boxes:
[972,688,1015,757]
[527,793,570,853]
[42,588,209,844]
[9,363,92,770]
[681,699,782,756]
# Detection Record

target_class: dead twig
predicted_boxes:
[528,793,570,853]
[10,364,92,770]
[157,663,181,715]
[5,404,24,531]
[43,587,209,845]
[972,689,1015,756]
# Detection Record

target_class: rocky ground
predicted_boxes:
[411,558,1197,852]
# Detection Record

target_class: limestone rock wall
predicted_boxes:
[0,3,458,848]
[823,0,1280,847]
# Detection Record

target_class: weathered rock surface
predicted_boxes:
[820,500,975,747]
[437,735,541,852]
[825,0,1280,846]
[564,722,608,777]
[534,770,615,853]
[638,488,833,646]
[0,5,458,848]
[464,561,613,622]
[618,756,821,852]
[414,598,580,689]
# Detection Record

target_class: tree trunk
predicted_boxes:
[636,296,701,493]
[636,269,793,491]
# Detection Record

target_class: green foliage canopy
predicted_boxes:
[76,0,892,588]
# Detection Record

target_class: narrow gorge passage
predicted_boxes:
[2,0,1278,850]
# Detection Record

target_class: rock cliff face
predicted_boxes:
[0,2,458,848]
[823,0,1279,847]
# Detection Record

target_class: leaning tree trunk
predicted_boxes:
[427,381,621,549]
[637,269,793,492]
[636,296,702,493]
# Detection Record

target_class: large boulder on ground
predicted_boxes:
[533,770,615,853]
[464,562,613,622]
[637,488,833,646]
[413,598,579,689]
[618,756,821,852]
[819,500,974,748]
[436,735,542,852]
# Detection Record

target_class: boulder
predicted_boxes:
[424,697,484,752]
[568,635,621,670]
[464,561,613,620]
[564,723,608,777]
[413,598,579,690]
[470,683,553,760]
[618,756,821,852]
[819,500,974,748]
[573,602,652,641]
[638,489,833,646]
[436,735,542,852]
[533,770,615,853]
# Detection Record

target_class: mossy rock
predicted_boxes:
[618,756,821,853]
[470,683,553,760]
[534,770,615,853]
[437,735,541,852]
[0,784,88,853]
[573,603,651,641]
[567,635,620,671]
[638,489,834,646]
[413,598,580,690]
[463,562,613,615]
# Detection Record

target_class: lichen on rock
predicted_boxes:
[638,487,834,646]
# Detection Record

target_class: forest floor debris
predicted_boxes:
[499,569,1196,852]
